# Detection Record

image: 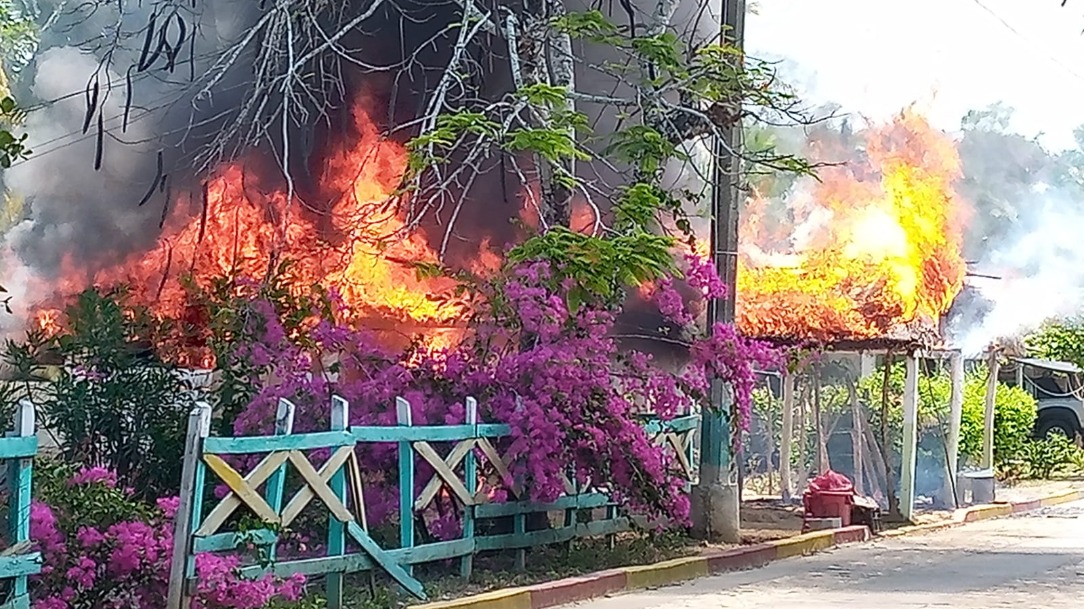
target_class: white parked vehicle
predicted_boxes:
[1007,357,1084,440]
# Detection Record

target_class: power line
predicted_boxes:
[967,0,1084,84]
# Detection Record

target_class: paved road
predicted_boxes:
[569,500,1084,609]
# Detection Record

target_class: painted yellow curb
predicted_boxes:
[966,503,1013,521]
[877,520,957,538]
[414,588,533,609]
[770,530,835,559]
[882,488,1084,537]
[1039,490,1082,507]
[623,556,709,589]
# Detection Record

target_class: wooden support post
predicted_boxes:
[396,397,415,576]
[861,412,891,500]
[327,396,349,609]
[797,379,809,489]
[167,402,212,609]
[944,352,965,507]
[780,373,795,502]
[849,380,865,496]
[460,397,478,581]
[900,355,919,522]
[8,400,34,604]
[983,350,1000,471]
[814,369,827,474]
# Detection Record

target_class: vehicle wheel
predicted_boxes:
[1036,411,1080,441]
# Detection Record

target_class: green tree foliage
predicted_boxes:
[0,289,203,497]
[404,9,815,305]
[0,0,36,74]
[955,103,1072,261]
[1026,319,1084,369]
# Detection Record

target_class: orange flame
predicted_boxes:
[29,95,489,359]
[736,111,967,344]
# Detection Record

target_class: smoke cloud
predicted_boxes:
[0,1,263,328]
[950,186,1084,356]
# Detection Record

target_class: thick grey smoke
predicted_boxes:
[0,1,261,328]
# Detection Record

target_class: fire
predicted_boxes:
[29,95,487,359]
[736,111,967,344]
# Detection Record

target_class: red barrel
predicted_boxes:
[803,470,855,527]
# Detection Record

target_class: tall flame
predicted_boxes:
[28,95,490,359]
[736,111,968,344]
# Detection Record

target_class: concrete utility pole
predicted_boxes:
[691,0,746,544]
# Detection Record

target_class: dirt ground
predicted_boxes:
[739,499,805,543]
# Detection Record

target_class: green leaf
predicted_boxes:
[551,10,620,44]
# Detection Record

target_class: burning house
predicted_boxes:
[731,110,982,519]
[735,110,969,352]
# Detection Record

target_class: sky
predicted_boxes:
[745,0,1084,151]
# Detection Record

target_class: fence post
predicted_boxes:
[8,400,34,604]
[513,397,526,572]
[563,471,577,554]
[460,397,478,580]
[396,397,415,575]
[327,395,349,609]
[167,402,213,609]
[264,398,295,562]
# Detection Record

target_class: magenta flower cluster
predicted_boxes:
[15,246,776,608]
[28,467,305,609]
[653,253,779,430]
[223,256,778,535]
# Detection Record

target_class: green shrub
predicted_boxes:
[1027,320,1084,370]
[959,375,1036,470]
[1021,435,1079,479]
[858,363,1036,471]
[1,289,203,497]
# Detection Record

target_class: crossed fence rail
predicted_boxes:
[166,396,699,609]
[0,401,42,609]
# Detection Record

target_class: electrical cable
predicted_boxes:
[967,0,1084,84]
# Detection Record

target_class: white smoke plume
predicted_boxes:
[953,185,1084,356]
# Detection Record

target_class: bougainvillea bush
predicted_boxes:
[28,463,305,609]
[219,252,778,531]
[12,247,778,605]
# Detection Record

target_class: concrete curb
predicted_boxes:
[414,527,870,609]
[881,488,1084,537]
[413,489,1084,609]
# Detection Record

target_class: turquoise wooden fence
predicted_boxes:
[166,396,698,609]
[0,400,41,609]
